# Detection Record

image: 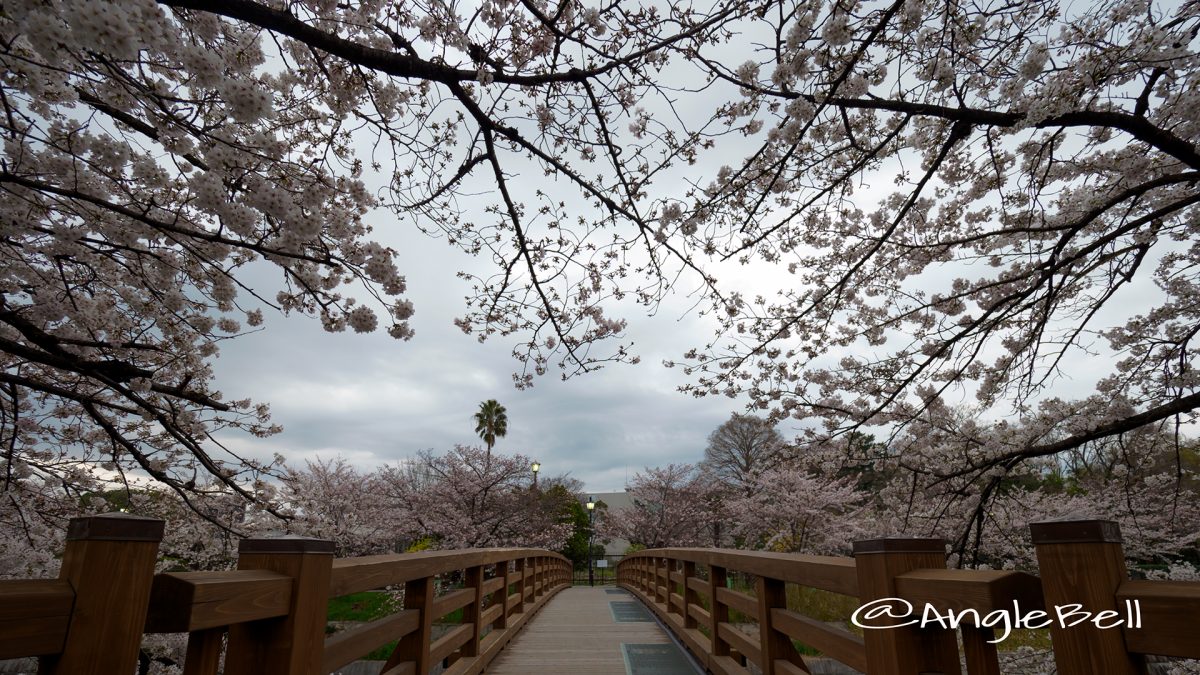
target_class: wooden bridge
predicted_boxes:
[2,513,1199,675]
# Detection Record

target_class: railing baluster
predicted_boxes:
[40,513,164,675]
[667,559,680,619]
[224,536,334,675]
[682,561,698,630]
[387,574,435,674]
[757,575,807,675]
[183,628,224,675]
[653,557,664,605]
[709,564,731,659]
[1030,519,1144,675]
[960,625,1001,675]
[463,564,484,658]
[496,560,511,629]
[515,558,527,615]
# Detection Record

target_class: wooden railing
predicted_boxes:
[617,519,1200,675]
[0,513,570,675]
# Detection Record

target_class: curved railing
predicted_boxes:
[617,519,1200,675]
[619,547,868,674]
[0,513,570,675]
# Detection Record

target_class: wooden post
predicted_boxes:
[961,626,1001,675]
[183,628,224,675]
[496,560,511,629]
[224,536,334,675]
[709,564,731,658]
[463,565,484,657]
[682,561,699,630]
[1030,519,1144,675]
[662,558,671,603]
[386,575,435,673]
[853,537,960,675]
[666,559,678,618]
[514,558,526,615]
[40,513,165,675]
[757,576,807,675]
[653,557,664,605]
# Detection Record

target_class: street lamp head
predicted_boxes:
[531,461,540,474]
[586,496,595,511]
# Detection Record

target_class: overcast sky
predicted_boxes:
[209,205,752,493]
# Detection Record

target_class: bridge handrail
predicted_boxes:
[617,520,1200,675]
[330,547,563,596]
[622,547,859,597]
[0,513,570,675]
[619,547,870,675]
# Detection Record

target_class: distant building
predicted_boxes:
[586,491,633,560]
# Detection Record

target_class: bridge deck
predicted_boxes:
[486,586,701,674]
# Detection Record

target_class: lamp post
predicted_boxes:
[531,460,540,489]
[586,496,596,587]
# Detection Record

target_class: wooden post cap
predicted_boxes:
[66,512,165,542]
[238,535,335,554]
[1029,519,1122,545]
[852,537,946,555]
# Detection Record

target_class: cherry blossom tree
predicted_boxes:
[606,463,722,548]
[4,0,1199,545]
[0,0,419,512]
[380,446,572,549]
[0,466,93,578]
[0,0,752,512]
[725,466,865,554]
[278,457,398,556]
[852,405,1200,567]
[668,0,1200,500]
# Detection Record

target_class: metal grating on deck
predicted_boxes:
[610,600,653,622]
[621,643,697,675]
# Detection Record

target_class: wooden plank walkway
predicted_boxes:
[485,586,701,674]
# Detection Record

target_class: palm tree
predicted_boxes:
[474,399,508,458]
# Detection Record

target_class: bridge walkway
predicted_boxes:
[485,586,703,675]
